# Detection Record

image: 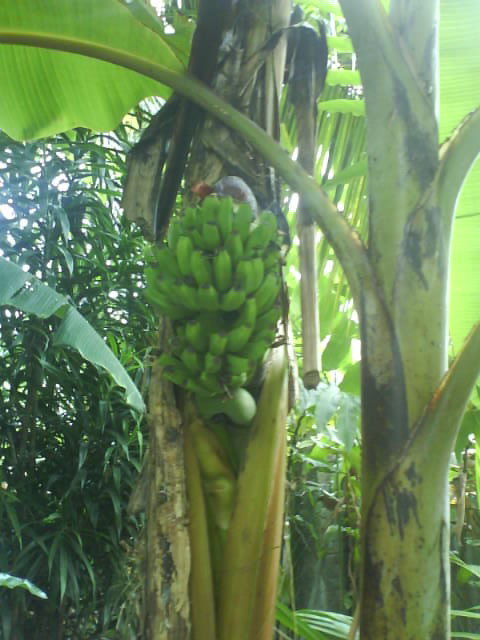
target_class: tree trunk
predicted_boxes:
[339,2,480,638]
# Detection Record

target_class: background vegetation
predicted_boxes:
[0,1,479,639]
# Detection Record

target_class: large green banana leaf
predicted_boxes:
[0,257,145,412]
[0,0,477,352]
[440,0,480,353]
[0,0,186,140]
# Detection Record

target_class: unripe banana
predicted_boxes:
[246,258,265,293]
[209,331,228,356]
[202,221,222,251]
[190,228,208,251]
[199,196,220,226]
[185,318,209,351]
[180,345,203,374]
[213,249,233,292]
[167,218,183,251]
[226,323,254,353]
[198,283,220,311]
[199,370,221,394]
[235,258,254,294]
[185,379,210,395]
[244,330,274,363]
[179,281,201,310]
[205,352,223,374]
[145,246,181,280]
[190,249,213,287]
[216,196,234,240]
[183,206,198,230]
[263,249,281,271]
[148,272,182,303]
[232,202,254,242]
[226,353,250,376]
[196,387,256,425]
[224,230,244,264]
[234,296,257,328]
[159,354,189,386]
[220,285,247,311]
[234,257,264,294]
[176,235,194,277]
[254,272,281,314]
[258,209,278,236]
[145,289,191,319]
[244,220,275,255]
[255,304,281,334]
[228,372,249,389]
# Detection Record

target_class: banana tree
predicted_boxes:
[0,1,479,639]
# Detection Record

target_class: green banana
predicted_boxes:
[198,370,221,394]
[220,285,247,311]
[244,220,275,255]
[179,281,200,310]
[145,246,181,279]
[224,230,244,264]
[228,372,249,389]
[190,249,213,287]
[234,259,253,293]
[180,345,203,374]
[225,323,254,353]
[244,330,274,363]
[167,218,183,251]
[185,318,209,351]
[176,235,194,277]
[232,202,254,242]
[255,304,281,334]
[257,209,278,236]
[190,228,208,251]
[226,353,250,376]
[159,354,189,387]
[254,272,281,314]
[198,283,220,311]
[213,249,233,292]
[198,196,220,226]
[202,221,222,251]
[234,296,257,328]
[234,258,264,294]
[263,249,281,271]
[216,196,234,240]
[145,289,191,320]
[204,352,223,374]
[196,387,256,426]
[183,206,198,230]
[209,331,228,356]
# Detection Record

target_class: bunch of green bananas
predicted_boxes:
[145,195,282,424]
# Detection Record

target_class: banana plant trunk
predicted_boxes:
[338,2,480,638]
[142,1,291,639]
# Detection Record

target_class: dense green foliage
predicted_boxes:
[0,1,479,638]
[0,127,155,639]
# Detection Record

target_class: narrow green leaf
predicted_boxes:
[59,545,68,602]
[318,99,365,116]
[0,573,47,599]
[323,158,368,189]
[2,499,23,548]
[327,35,353,53]
[327,70,361,87]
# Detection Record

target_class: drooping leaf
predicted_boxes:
[0,256,144,412]
[0,573,47,599]
[0,0,186,140]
